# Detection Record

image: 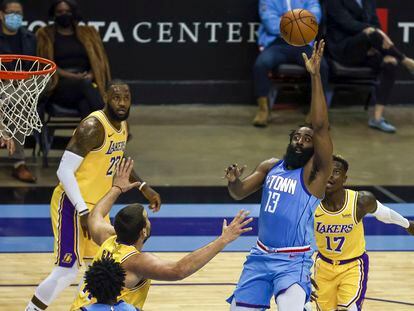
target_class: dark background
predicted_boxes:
[21,0,414,104]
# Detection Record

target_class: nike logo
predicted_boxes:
[315,214,324,218]
[108,133,115,137]
[342,214,352,218]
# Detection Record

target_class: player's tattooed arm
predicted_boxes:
[356,191,377,222]
[225,158,278,200]
[66,117,105,157]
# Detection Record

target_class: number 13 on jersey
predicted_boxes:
[264,191,281,213]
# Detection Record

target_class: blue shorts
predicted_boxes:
[227,246,313,309]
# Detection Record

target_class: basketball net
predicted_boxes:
[0,55,56,144]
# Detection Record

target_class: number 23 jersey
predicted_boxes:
[56,110,128,206]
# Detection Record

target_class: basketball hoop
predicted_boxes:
[0,54,56,144]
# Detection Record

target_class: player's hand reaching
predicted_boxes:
[224,164,246,182]
[302,40,325,76]
[406,221,414,236]
[141,186,162,212]
[113,157,140,193]
[221,210,253,244]
[0,136,15,155]
[80,213,91,240]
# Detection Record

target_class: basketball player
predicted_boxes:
[314,155,414,311]
[71,157,253,310]
[80,257,137,311]
[25,81,161,311]
[224,40,332,311]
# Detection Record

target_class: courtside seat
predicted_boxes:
[329,59,377,80]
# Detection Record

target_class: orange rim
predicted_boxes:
[0,54,56,80]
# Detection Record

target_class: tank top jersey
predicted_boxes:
[258,159,321,248]
[315,189,366,260]
[55,110,128,206]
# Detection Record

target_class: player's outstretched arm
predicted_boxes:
[356,191,413,234]
[57,117,105,239]
[88,158,140,246]
[125,210,253,281]
[302,40,333,198]
[224,159,278,200]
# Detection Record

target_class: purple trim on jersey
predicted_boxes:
[300,168,312,197]
[57,195,77,267]
[236,301,270,309]
[355,253,369,310]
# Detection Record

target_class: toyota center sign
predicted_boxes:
[23,0,414,104]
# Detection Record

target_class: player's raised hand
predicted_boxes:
[406,221,414,236]
[221,210,253,244]
[113,157,140,193]
[0,136,15,155]
[302,39,325,76]
[223,164,246,182]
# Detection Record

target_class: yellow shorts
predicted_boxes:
[51,187,110,267]
[314,253,369,311]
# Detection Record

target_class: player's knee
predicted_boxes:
[383,56,398,66]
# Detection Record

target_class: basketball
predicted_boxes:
[280,9,319,46]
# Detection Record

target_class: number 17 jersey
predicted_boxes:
[258,160,321,249]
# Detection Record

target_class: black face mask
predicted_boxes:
[55,13,73,28]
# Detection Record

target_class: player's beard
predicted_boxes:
[283,144,314,169]
[107,104,130,121]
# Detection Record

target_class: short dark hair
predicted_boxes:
[48,0,81,20]
[1,0,22,11]
[107,79,129,91]
[84,257,125,304]
[333,154,349,172]
[289,124,313,142]
[114,204,146,245]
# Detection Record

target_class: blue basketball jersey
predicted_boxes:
[258,160,321,248]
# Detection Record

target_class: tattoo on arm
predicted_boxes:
[66,117,105,157]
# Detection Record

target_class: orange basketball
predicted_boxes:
[280,9,318,46]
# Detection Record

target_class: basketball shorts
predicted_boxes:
[227,245,313,309]
[314,253,369,311]
[50,187,110,267]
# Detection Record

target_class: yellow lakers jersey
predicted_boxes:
[56,110,127,206]
[314,189,365,260]
[70,236,151,310]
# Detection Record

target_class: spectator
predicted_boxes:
[0,0,37,183]
[253,0,330,127]
[36,0,111,119]
[326,0,414,133]
[80,257,138,311]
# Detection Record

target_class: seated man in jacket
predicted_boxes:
[326,0,414,133]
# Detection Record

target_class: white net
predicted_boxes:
[0,56,55,144]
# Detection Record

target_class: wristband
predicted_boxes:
[139,182,147,191]
[113,185,123,193]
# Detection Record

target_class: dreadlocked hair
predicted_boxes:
[84,257,126,304]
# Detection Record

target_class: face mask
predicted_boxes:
[4,13,23,32]
[55,13,73,28]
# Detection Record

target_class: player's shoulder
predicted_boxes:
[77,116,104,136]
[356,190,376,209]
[258,158,280,173]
